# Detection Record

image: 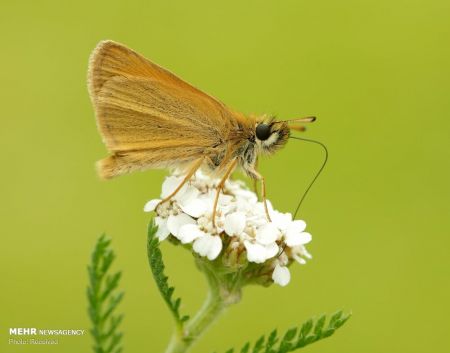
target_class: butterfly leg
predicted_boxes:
[212,159,238,228]
[247,167,272,222]
[260,176,272,222]
[252,159,260,200]
[157,158,204,207]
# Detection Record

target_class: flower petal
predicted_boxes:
[207,236,223,260]
[286,220,307,235]
[143,199,161,212]
[244,241,268,263]
[285,220,310,246]
[161,176,186,198]
[154,217,170,241]
[175,184,199,203]
[178,224,205,244]
[246,215,268,228]
[167,213,196,238]
[256,223,280,245]
[264,242,279,259]
[293,254,307,265]
[271,211,293,231]
[224,212,246,236]
[233,188,258,204]
[218,193,233,206]
[293,245,313,259]
[179,198,207,218]
[193,235,223,260]
[285,231,312,247]
[272,265,291,286]
[256,199,274,217]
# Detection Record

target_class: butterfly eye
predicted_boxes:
[256,123,271,141]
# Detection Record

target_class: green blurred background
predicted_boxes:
[1,0,449,352]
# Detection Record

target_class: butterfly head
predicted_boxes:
[255,117,290,155]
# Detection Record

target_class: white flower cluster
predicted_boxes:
[144,171,312,286]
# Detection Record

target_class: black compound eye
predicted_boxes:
[256,123,271,141]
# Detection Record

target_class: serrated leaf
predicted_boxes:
[240,342,250,353]
[252,335,266,353]
[87,235,124,353]
[329,310,343,327]
[321,328,335,338]
[220,311,351,353]
[283,328,297,342]
[279,327,297,353]
[299,319,313,338]
[147,219,189,328]
[265,329,278,353]
[102,292,125,323]
[313,314,326,337]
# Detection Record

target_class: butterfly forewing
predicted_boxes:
[88,40,241,179]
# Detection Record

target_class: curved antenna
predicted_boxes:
[289,136,329,219]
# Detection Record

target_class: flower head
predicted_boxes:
[144,171,313,287]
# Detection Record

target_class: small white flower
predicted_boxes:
[302,246,313,259]
[144,170,314,287]
[159,176,210,218]
[144,199,161,212]
[161,176,186,198]
[176,185,208,218]
[291,245,312,264]
[178,224,205,244]
[167,214,196,238]
[256,223,280,245]
[272,265,291,286]
[270,211,293,232]
[246,214,268,228]
[244,241,279,263]
[193,234,222,260]
[232,187,258,205]
[265,242,279,259]
[255,199,274,218]
[154,216,170,241]
[224,212,246,236]
[285,220,311,247]
[197,211,225,235]
[243,241,267,263]
[179,198,207,218]
[293,254,307,265]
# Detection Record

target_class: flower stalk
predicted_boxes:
[165,258,241,353]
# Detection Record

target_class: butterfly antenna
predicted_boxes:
[289,136,328,219]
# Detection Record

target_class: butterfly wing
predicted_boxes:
[88,40,239,179]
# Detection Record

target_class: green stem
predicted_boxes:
[164,260,241,353]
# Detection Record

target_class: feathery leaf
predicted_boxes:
[218,311,351,353]
[87,235,124,353]
[147,219,190,328]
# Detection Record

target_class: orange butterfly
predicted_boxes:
[88,40,315,224]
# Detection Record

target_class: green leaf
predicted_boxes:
[298,319,313,339]
[219,311,351,353]
[265,330,278,353]
[147,219,190,328]
[329,310,343,327]
[280,327,298,353]
[240,342,250,353]
[313,314,326,337]
[87,235,124,353]
[252,335,265,353]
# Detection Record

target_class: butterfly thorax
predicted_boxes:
[208,114,290,179]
